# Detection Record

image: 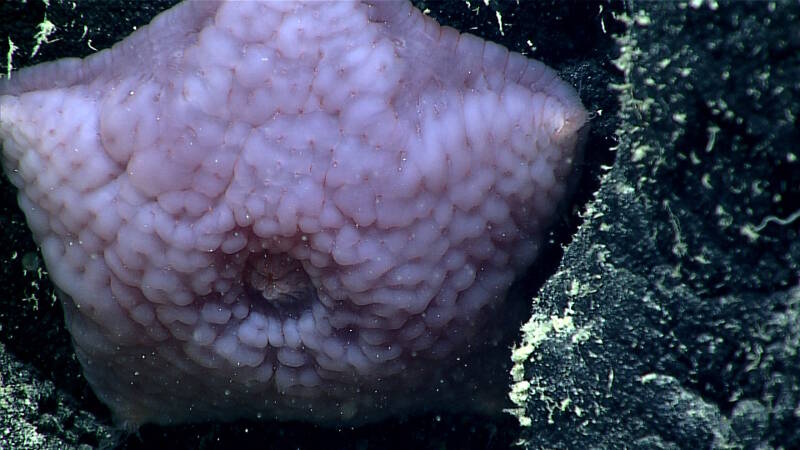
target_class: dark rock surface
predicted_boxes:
[511,1,800,448]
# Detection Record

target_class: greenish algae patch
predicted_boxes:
[507,300,581,428]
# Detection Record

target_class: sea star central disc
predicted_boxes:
[0,0,586,426]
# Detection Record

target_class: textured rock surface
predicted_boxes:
[0,0,586,427]
[512,1,800,448]
[0,342,116,449]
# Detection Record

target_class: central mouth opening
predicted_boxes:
[243,252,317,321]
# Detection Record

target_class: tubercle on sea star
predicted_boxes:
[0,0,587,426]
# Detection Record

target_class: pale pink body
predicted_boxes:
[0,0,586,426]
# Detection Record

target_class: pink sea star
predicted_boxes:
[0,0,586,426]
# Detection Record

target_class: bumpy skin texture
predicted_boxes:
[0,0,586,426]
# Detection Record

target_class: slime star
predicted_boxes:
[0,0,587,426]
